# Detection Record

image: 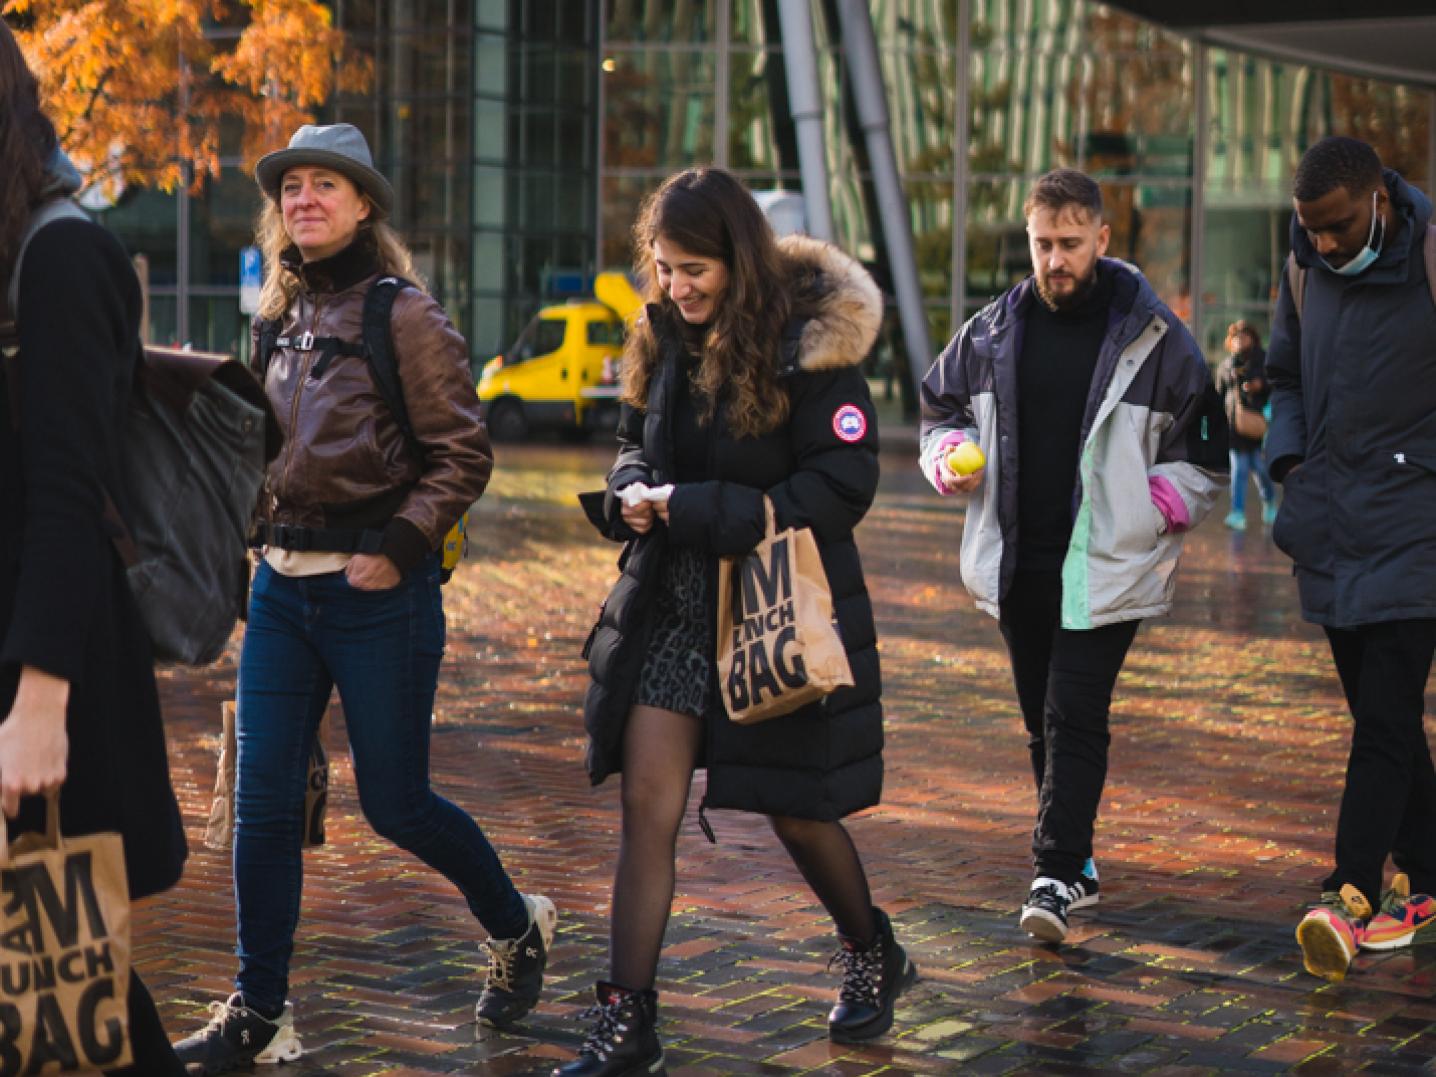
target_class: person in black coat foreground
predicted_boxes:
[1270,137,1436,981]
[0,21,187,1075]
[559,168,915,1077]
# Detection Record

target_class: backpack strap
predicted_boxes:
[3,199,93,429]
[253,317,283,379]
[1288,222,1436,322]
[5,198,91,320]
[360,276,423,459]
[1424,222,1436,310]
[1285,252,1306,323]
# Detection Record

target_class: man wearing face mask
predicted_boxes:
[920,170,1227,944]
[1267,136,1436,983]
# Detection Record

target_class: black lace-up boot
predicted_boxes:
[827,907,918,1043]
[552,981,664,1077]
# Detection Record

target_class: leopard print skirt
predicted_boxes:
[635,546,716,719]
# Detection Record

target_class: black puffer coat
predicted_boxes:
[582,235,884,821]
[1266,170,1436,627]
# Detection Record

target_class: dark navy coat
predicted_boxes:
[1266,171,1436,627]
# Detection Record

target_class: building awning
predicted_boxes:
[1105,2,1436,89]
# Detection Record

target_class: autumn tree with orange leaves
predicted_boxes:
[3,0,371,193]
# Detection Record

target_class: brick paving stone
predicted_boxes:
[138,444,1436,1074]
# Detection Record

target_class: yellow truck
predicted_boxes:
[476,272,642,441]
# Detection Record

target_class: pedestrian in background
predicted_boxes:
[0,21,188,1075]
[920,168,1227,946]
[1216,320,1276,531]
[174,124,555,1075]
[567,166,914,1077]
[1268,136,1436,982]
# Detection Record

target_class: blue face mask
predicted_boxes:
[1322,190,1385,277]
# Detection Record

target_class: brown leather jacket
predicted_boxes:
[252,235,492,572]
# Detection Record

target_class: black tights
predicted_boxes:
[609,706,876,991]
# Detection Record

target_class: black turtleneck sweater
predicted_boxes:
[1016,266,1115,572]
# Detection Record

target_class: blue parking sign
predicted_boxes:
[240,246,262,315]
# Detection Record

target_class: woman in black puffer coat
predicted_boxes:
[558,168,914,1077]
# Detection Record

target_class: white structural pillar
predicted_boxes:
[835,0,934,391]
[777,0,834,240]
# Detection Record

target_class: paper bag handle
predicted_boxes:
[0,790,63,864]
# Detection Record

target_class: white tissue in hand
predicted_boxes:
[645,484,674,502]
[619,483,651,508]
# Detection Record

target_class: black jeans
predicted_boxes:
[999,570,1139,884]
[1323,620,1436,907]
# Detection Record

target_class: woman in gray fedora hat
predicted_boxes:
[174,123,556,1075]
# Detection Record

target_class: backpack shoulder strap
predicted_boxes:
[1424,223,1436,310]
[361,276,421,456]
[6,198,91,318]
[1285,252,1306,323]
[252,317,282,379]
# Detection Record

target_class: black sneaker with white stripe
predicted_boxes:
[1069,859,1099,911]
[1020,878,1074,943]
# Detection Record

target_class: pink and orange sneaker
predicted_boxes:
[1296,884,1372,982]
[1359,873,1436,952]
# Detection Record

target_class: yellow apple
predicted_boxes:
[944,440,986,477]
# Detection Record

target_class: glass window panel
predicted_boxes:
[104,189,179,287]
[969,46,1192,177]
[189,170,264,287]
[557,49,594,106]
[472,231,505,290]
[387,30,471,97]
[518,47,559,105]
[604,0,715,45]
[974,1,1183,56]
[601,174,664,268]
[474,36,509,96]
[729,0,776,47]
[470,296,505,359]
[868,0,960,51]
[603,51,717,169]
[728,49,789,172]
[517,170,558,231]
[188,297,244,355]
[146,294,178,347]
[883,49,957,175]
[473,97,506,162]
[473,165,506,227]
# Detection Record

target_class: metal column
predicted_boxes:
[1190,41,1208,349]
[834,0,933,389]
[777,1,834,240]
[950,0,972,336]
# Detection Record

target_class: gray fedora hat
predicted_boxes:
[255,123,394,215]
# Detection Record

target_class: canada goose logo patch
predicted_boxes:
[833,405,867,442]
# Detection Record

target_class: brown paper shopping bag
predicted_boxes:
[0,793,132,1073]
[205,700,328,850]
[717,499,854,724]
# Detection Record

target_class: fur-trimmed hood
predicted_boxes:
[777,233,883,372]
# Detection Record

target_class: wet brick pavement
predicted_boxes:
[141,443,1436,1075]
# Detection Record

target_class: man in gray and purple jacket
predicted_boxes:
[919,168,1228,944]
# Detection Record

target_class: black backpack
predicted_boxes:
[252,277,468,581]
[3,199,282,665]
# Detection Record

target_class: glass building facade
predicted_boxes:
[102,0,1436,375]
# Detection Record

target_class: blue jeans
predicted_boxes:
[233,558,528,1014]
[1229,446,1274,514]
